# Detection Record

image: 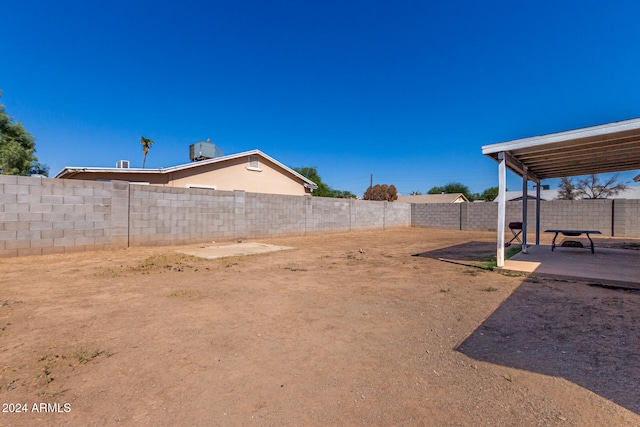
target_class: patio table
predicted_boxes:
[545,229,602,254]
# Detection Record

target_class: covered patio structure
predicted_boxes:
[482,118,640,267]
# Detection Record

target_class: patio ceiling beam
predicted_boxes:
[501,151,541,183]
[519,152,640,170]
[514,143,640,164]
[524,157,640,172]
[533,161,640,178]
[508,133,640,157]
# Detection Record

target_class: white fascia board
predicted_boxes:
[54,166,163,178]
[482,117,640,155]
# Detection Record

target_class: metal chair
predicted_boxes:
[505,222,522,247]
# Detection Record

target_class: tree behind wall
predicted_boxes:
[0,92,48,176]
[428,182,474,201]
[575,173,628,199]
[140,136,154,168]
[293,166,356,198]
[556,177,577,200]
[363,184,398,201]
[556,174,627,199]
[478,186,499,202]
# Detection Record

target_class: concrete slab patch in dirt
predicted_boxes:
[177,242,294,259]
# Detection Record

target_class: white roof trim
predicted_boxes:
[482,118,640,154]
[482,118,640,179]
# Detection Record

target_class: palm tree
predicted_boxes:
[140,136,154,168]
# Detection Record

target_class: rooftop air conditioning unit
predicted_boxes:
[116,160,130,168]
[190,141,224,161]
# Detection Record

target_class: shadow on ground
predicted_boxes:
[457,279,640,415]
[413,241,496,264]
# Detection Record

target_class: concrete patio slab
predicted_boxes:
[177,242,294,260]
[502,244,640,289]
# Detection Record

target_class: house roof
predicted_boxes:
[482,117,640,181]
[54,149,318,190]
[494,189,558,201]
[396,193,469,203]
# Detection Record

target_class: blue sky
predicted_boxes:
[2,0,640,195]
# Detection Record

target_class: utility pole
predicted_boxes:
[369,174,373,192]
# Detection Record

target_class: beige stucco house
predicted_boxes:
[55,150,318,196]
[396,193,469,203]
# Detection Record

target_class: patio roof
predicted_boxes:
[482,118,640,180]
[482,118,640,267]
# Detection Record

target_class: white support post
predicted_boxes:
[521,167,528,254]
[535,182,541,245]
[497,152,507,267]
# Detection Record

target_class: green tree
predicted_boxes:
[294,166,332,197]
[0,91,47,176]
[140,136,154,168]
[410,190,422,195]
[428,182,474,201]
[293,166,355,198]
[333,189,357,198]
[363,184,398,201]
[479,186,499,201]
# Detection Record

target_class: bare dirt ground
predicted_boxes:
[1,228,639,426]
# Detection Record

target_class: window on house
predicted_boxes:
[186,184,217,190]
[247,155,262,171]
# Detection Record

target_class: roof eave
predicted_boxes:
[482,117,640,155]
[54,167,164,179]
[482,118,640,180]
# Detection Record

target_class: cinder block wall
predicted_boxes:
[411,203,461,229]
[128,185,239,246]
[306,197,352,234]
[245,192,306,238]
[0,175,128,257]
[467,202,498,230]
[540,200,613,234]
[128,186,409,242]
[352,200,385,229]
[614,199,640,238]
[412,200,621,236]
[1,175,638,258]
[0,176,410,257]
[384,200,412,228]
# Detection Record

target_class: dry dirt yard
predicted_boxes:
[1,228,639,426]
